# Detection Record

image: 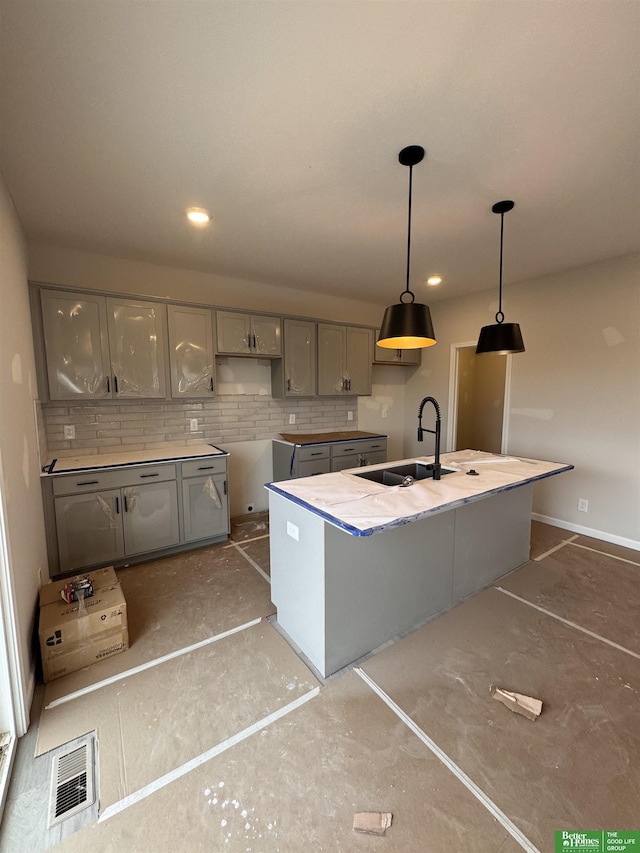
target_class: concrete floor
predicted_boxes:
[1,516,638,852]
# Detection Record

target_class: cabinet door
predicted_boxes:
[346,327,373,395]
[252,316,281,356]
[55,489,125,572]
[182,474,229,542]
[107,298,168,398]
[167,305,215,398]
[122,480,179,555]
[283,319,316,396]
[400,347,422,365]
[317,323,346,395]
[40,290,112,400]
[373,329,403,364]
[216,311,252,354]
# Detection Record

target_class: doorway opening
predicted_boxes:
[446,341,512,454]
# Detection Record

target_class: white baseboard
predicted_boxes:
[532,513,640,553]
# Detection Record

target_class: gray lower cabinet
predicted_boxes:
[181,458,229,542]
[48,457,229,575]
[54,476,180,573]
[272,437,386,481]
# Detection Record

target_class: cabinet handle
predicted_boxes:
[343,448,354,452]
[310,452,323,456]
[223,480,227,495]
[139,472,159,478]
[210,377,214,392]
[114,375,119,393]
[287,378,291,391]
[197,465,215,470]
[371,444,382,449]
[124,495,128,512]
[246,333,251,349]
[115,496,120,514]
[76,480,99,486]
[252,334,257,349]
[106,376,110,393]
[348,379,351,391]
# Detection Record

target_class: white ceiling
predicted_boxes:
[1,1,638,306]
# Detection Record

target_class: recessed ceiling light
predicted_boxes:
[427,275,442,286]
[186,207,210,225]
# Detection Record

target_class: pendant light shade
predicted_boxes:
[377,146,436,349]
[476,200,525,355]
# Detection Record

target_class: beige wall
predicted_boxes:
[405,253,640,547]
[0,176,48,728]
[28,243,384,327]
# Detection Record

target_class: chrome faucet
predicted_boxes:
[417,396,442,480]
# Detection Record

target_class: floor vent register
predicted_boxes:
[48,734,96,828]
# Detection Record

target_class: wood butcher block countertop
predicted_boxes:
[279,430,387,445]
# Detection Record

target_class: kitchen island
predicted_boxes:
[266,450,573,677]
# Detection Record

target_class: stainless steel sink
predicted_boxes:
[354,462,457,486]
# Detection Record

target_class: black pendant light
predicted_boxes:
[476,200,525,355]
[378,145,436,349]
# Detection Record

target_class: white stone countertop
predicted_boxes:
[265,449,573,536]
[41,443,228,475]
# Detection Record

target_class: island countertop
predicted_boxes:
[265,449,573,536]
[41,442,229,475]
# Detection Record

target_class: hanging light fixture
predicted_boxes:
[378,145,436,349]
[476,200,525,355]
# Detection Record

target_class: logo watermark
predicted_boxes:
[555,831,639,852]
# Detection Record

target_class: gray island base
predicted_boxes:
[266,450,573,678]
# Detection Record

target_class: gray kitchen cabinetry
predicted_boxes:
[39,289,112,400]
[216,311,281,357]
[106,297,169,398]
[180,457,229,542]
[167,304,216,398]
[38,288,169,400]
[373,329,421,366]
[317,324,373,396]
[272,436,386,481]
[52,464,180,573]
[329,438,387,471]
[271,318,317,397]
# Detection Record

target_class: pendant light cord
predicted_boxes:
[496,210,505,324]
[403,164,415,303]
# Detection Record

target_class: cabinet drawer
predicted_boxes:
[297,458,331,477]
[331,438,386,458]
[297,444,330,462]
[116,464,177,488]
[52,469,127,496]
[181,457,227,479]
[52,463,177,496]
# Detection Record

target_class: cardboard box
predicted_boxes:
[39,567,128,682]
[39,566,119,607]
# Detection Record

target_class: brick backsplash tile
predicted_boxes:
[42,394,356,458]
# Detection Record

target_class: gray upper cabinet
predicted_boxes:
[167,304,216,398]
[106,298,169,398]
[317,323,373,396]
[373,329,421,366]
[216,311,281,357]
[271,318,316,397]
[39,289,169,400]
[40,289,112,400]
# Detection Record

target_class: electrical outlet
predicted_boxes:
[347,411,354,421]
[189,418,198,432]
[577,498,588,512]
[63,425,75,440]
[286,521,299,541]
[289,414,296,425]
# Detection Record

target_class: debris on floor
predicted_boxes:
[490,685,543,721]
[353,812,393,835]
